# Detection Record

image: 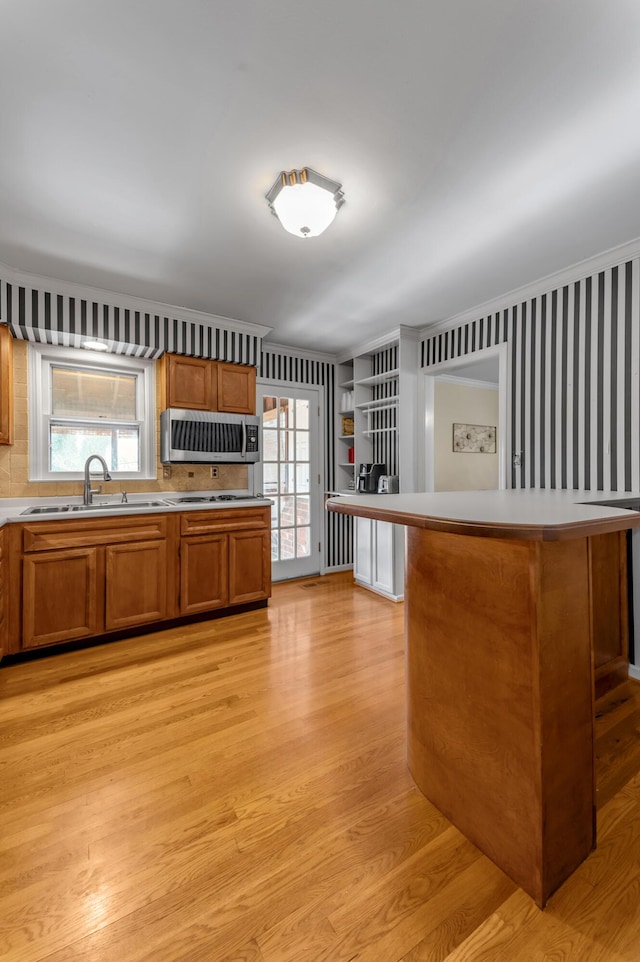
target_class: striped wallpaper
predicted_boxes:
[421,256,640,491]
[370,344,399,477]
[259,347,351,570]
[0,275,261,366]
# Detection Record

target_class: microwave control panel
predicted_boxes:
[246,427,259,452]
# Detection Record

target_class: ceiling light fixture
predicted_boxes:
[266,168,344,238]
[81,339,110,352]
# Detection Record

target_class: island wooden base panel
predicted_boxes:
[2,573,640,961]
[405,527,596,907]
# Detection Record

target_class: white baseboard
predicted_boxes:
[629,664,640,681]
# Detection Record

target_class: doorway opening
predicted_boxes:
[421,343,509,491]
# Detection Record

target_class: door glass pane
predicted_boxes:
[263,462,278,495]
[279,397,291,428]
[295,399,309,430]
[280,496,295,527]
[270,498,279,528]
[296,496,310,525]
[52,367,136,420]
[271,530,279,562]
[280,430,295,461]
[296,527,311,557]
[263,428,278,461]
[296,463,310,493]
[280,528,296,560]
[263,397,277,426]
[280,463,295,493]
[295,431,309,461]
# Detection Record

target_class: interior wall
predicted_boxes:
[0,339,248,499]
[434,380,499,491]
[421,253,640,492]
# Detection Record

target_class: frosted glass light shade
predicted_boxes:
[266,168,344,238]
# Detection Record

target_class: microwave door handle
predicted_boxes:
[241,420,247,459]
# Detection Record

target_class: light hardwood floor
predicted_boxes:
[2,572,640,961]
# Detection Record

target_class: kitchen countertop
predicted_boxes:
[0,493,272,526]
[326,488,640,540]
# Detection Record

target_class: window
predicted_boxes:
[29,344,156,481]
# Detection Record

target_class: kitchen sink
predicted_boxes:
[21,501,170,515]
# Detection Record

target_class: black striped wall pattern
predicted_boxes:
[421,257,640,491]
[260,348,352,570]
[0,275,261,365]
[371,344,399,476]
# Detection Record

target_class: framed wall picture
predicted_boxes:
[453,423,496,453]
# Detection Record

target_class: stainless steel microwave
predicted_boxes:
[160,408,260,463]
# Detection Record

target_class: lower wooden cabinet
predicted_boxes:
[8,506,271,654]
[105,540,168,630]
[180,534,228,614]
[17,514,174,652]
[179,507,271,613]
[228,529,271,604]
[23,547,100,648]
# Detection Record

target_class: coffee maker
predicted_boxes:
[357,463,386,493]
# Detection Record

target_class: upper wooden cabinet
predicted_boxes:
[159,353,256,415]
[216,361,256,415]
[0,324,14,445]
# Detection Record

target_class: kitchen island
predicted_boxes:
[326,489,640,907]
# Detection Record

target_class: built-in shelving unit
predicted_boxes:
[334,327,419,600]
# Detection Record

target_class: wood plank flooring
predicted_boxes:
[1,572,640,961]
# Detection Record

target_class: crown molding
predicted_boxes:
[0,259,272,339]
[420,235,640,338]
[337,324,420,364]
[260,339,337,365]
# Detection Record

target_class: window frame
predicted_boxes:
[28,344,156,482]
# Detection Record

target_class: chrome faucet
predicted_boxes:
[83,455,112,505]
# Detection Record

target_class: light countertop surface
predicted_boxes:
[0,493,272,526]
[326,489,640,540]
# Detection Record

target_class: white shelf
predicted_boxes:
[338,408,354,415]
[339,434,355,441]
[339,379,354,389]
[338,462,355,468]
[355,369,399,387]
[363,427,398,435]
[356,395,399,411]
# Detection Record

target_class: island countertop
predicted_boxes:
[326,488,640,540]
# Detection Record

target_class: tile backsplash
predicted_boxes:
[0,340,250,498]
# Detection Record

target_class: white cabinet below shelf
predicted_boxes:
[354,516,404,601]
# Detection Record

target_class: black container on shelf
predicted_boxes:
[357,463,386,494]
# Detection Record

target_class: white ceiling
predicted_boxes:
[2,1,640,354]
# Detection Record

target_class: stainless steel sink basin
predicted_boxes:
[21,501,169,515]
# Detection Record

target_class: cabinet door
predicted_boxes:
[166,355,216,411]
[105,540,167,630]
[373,521,395,594]
[354,517,373,586]
[228,530,270,604]
[180,534,228,614]
[23,547,99,648]
[590,531,629,700]
[0,323,13,445]
[217,362,256,415]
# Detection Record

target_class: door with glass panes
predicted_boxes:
[256,384,322,581]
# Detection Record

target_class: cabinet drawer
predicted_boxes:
[180,507,271,536]
[22,514,170,552]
